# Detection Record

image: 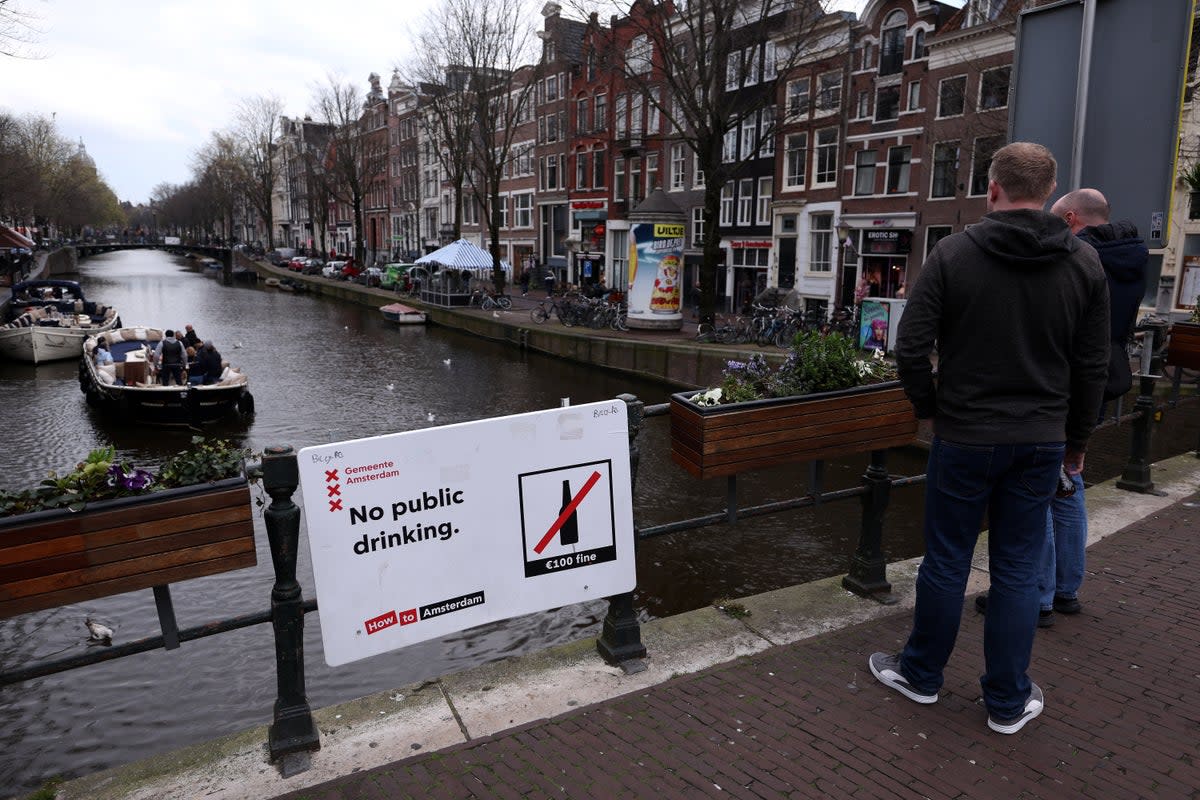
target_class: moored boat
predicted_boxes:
[78,328,254,425]
[0,280,121,364]
[380,302,427,325]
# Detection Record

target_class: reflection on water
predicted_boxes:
[0,249,930,794]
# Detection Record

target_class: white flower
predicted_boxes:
[693,387,723,406]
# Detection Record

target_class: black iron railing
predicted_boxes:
[1,327,1196,762]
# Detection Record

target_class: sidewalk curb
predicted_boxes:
[47,452,1200,800]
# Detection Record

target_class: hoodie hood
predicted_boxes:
[965,209,1080,269]
[1078,222,1148,284]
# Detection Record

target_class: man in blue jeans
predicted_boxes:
[870,142,1110,734]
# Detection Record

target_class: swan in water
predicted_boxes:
[85,618,113,645]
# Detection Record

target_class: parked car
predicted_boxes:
[301,258,326,275]
[287,256,307,272]
[381,263,420,291]
[340,261,363,280]
[357,266,384,287]
[322,260,347,279]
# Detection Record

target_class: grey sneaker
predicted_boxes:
[988,682,1044,734]
[869,652,938,704]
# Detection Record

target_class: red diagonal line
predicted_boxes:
[534,471,601,555]
[327,485,341,497]
[325,469,338,481]
[329,499,343,512]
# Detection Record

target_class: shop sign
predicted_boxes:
[729,240,772,249]
[572,201,605,209]
[862,229,912,255]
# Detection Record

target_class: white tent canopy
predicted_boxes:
[415,239,508,272]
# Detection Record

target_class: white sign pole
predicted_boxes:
[298,399,636,667]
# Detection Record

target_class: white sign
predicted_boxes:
[297,400,636,667]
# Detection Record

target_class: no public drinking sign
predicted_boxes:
[297,400,636,666]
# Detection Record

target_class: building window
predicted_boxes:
[925,225,953,258]
[966,0,1006,26]
[614,157,626,199]
[515,194,532,227]
[931,141,959,198]
[693,152,705,188]
[647,89,661,133]
[628,34,652,74]
[879,11,906,75]
[816,71,841,113]
[980,66,1011,110]
[854,149,877,195]
[886,145,912,194]
[670,144,686,190]
[860,40,874,71]
[646,152,659,193]
[913,28,927,60]
[741,115,757,159]
[543,155,560,190]
[611,229,628,283]
[594,93,607,131]
[970,135,1006,195]
[759,108,775,157]
[757,177,772,225]
[630,157,643,203]
[875,86,900,121]
[937,76,966,118]
[692,206,706,247]
[785,133,808,188]
[764,41,777,81]
[786,79,810,120]
[907,80,921,110]
[576,98,588,132]
[856,90,870,119]
[737,178,754,225]
[576,153,588,190]
[723,127,738,162]
[546,74,558,101]
[593,149,606,187]
[720,183,734,226]
[813,127,838,186]
[810,212,833,273]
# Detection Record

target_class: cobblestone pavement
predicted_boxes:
[277,485,1200,800]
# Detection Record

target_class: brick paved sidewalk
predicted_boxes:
[278,489,1200,800]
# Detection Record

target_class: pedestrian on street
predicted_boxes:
[870,142,1110,735]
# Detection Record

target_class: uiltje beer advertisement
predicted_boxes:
[627,222,684,320]
[297,400,637,667]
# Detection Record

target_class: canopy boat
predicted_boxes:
[0,280,121,364]
[78,328,255,425]
[380,302,427,325]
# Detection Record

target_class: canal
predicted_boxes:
[0,248,932,793]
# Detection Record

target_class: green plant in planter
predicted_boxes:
[1181,162,1200,192]
[0,437,254,518]
[698,331,896,405]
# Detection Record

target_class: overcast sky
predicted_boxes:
[4,0,961,206]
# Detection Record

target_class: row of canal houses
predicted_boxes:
[270,0,1023,313]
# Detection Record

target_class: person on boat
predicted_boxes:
[94,340,113,366]
[154,329,187,386]
[184,346,199,382]
[194,341,223,385]
[182,324,201,349]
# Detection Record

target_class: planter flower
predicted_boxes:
[0,437,258,619]
[670,331,917,479]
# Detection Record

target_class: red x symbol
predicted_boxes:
[325,469,339,482]
[327,485,341,498]
[329,499,343,512]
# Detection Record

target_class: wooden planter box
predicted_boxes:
[0,478,256,618]
[670,381,918,480]
[1165,321,1200,369]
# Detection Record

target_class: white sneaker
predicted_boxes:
[869,652,938,704]
[988,683,1044,734]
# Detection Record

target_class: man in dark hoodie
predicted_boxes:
[869,142,1110,735]
[1039,188,1147,617]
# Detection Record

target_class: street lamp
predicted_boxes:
[834,219,857,309]
[835,218,853,249]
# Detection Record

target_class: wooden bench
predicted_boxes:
[0,479,256,619]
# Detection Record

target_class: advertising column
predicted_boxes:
[626,222,684,330]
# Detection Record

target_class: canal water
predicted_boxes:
[0,249,937,793]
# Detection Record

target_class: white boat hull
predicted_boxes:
[0,316,122,364]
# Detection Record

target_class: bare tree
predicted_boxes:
[192,133,242,242]
[572,0,836,323]
[408,0,543,293]
[231,94,285,249]
[0,0,45,59]
[310,75,385,264]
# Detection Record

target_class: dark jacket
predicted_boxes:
[896,209,1110,450]
[195,347,223,381]
[1077,221,1148,344]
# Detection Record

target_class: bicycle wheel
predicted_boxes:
[530,306,549,323]
[696,323,715,343]
[497,295,512,310]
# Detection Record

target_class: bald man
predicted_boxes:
[1039,188,1147,618]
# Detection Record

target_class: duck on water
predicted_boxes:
[78,327,255,425]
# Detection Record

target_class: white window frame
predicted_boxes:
[907,80,921,111]
[720,182,734,226]
[809,212,833,273]
[812,127,838,187]
[737,178,754,225]
[937,75,967,119]
[815,71,841,115]
[854,149,877,196]
[759,107,775,157]
[756,177,772,225]
[670,143,686,191]
[979,66,1011,111]
[514,193,533,228]
[785,132,808,189]
[692,206,706,247]
[741,115,757,160]
[886,145,912,194]
[930,141,959,199]
[786,78,810,121]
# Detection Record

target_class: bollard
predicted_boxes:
[842,449,897,604]
[597,394,647,665]
[1117,324,1167,494]
[262,445,321,759]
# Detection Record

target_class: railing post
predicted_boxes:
[262,445,320,759]
[597,394,647,666]
[1118,323,1167,494]
[842,449,897,604]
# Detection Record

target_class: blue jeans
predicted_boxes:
[1039,472,1087,609]
[900,437,1063,720]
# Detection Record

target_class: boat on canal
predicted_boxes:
[380,302,427,325]
[0,279,121,364]
[78,327,255,425]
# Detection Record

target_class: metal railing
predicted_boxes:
[1,326,1196,762]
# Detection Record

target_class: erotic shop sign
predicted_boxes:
[298,400,636,667]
